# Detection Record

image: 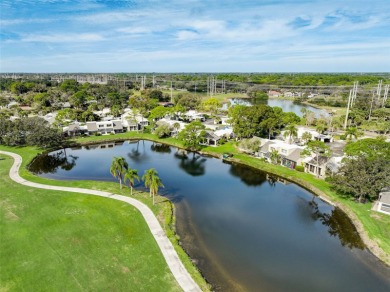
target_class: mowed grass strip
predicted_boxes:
[0,155,181,291]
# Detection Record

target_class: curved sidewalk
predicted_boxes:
[0,150,201,292]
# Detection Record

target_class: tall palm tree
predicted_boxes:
[124,168,140,196]
[269,149,280,165]
[110,156,128,189]
[173,122,180,136]
[283,123,298,144]
[142,168,164,205]
[345,126,362,141]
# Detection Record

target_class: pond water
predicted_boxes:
[224,98,328,117]
[30,141,390,291]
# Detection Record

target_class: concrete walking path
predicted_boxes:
[0,150,201,292]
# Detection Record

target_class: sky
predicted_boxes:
[0,0,389,73]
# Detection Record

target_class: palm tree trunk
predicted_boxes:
[119,178,122,189]
[130,186,133,196]
[153,191,155,205]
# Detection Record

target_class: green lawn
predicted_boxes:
[0,154,182,291]
[1,130,389,291]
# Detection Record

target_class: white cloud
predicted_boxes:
[21,33,105,43]
[176,30,199,41]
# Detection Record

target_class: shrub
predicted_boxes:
[295,165,304,172]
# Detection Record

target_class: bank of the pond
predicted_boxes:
[68,133,390,266]
[0,145,210,291]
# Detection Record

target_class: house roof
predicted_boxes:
[112,120,123,130]
[285,148,302,162]
[86,122,97,131]
[260,141,275,152]
[205,130,220,140]
[67,122,80,132]
[379,192,390,204]
[306,155,330,166]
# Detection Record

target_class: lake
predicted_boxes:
[223,98,328,117]
[30,141,390,291]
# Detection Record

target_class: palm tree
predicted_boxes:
[269,149,280,165]
[345,126,362,141]
[173,122,180,136]
[283,124,298,144]
[124,168,140,196]
[142,168,164,205]
[110,157,128,189]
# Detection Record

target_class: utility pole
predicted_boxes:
[368,91,376,120]
[350,81,358,108]
[170,81,173,103]
[377,80,383,101]
[382,84,389,108]
[344,89,352,129]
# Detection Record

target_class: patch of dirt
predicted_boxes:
[121,266,130,274]
[0,199,20,221]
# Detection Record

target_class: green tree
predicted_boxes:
[239,137,261,155]
[315,118,327,134]
[301,131,312,144]
[283,124,298,144]
[124,168,140,196]
[331,156,389,203]
[178,120,206,151]
[110,104,123,117]
[142,168,164,205]
[202,97,220,115]
[176,93,201,110]
[344,138,390,160]
[149,106,170,121]
[70,90,87,109]
[228,104,273,139]
[173,122,181,136]
[154,121,171,138]
[345,127,363,141]
[270,149,280,165]
[301,140,332,177]
[60,79,79,93]
[110,157,128,189]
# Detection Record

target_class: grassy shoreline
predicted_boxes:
[0,145,211,291]
[71,132,390,266]
[1,131,388,291]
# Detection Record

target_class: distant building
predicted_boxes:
[268,90,281,98]
[374,187,390,215]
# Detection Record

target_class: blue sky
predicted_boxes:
[1,0,389,72]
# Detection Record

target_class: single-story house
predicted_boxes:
[185,110,205,122]
[201,131,220,146]
[86,120,124,135]
[258,139,304,169]
[304,155,330,177]
[375,187,390,215]
[63,122,88,136]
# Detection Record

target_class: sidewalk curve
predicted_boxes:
[0,150,201,292]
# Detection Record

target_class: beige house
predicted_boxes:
[374,188,390,215]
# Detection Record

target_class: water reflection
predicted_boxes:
[229,163,267,187]
[150,143,172,153]
[307,198,365,249]
[175,154,206,176]
[28,149,78,174]
[127,140,149,162]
